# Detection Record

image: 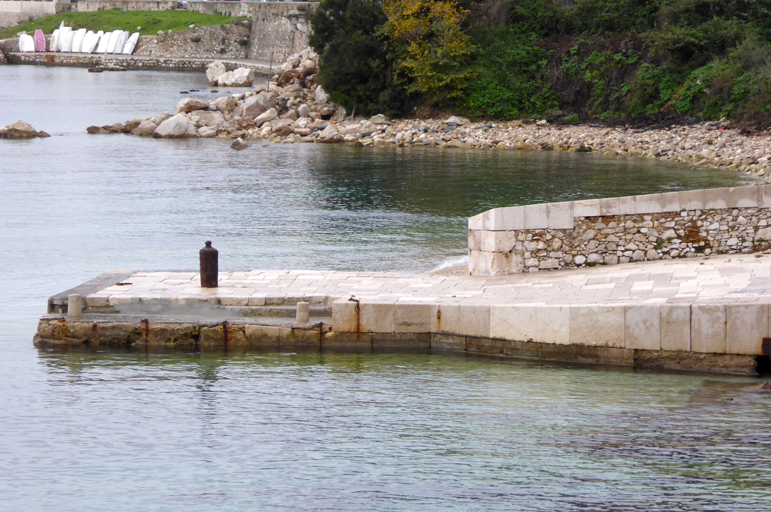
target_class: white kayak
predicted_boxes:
[112,31,128,55]
[19,34,35,53]
[71,28,87,53]
[50,29,59,53]
[81,31,98,54]
[122,32,139,55]
[96,31,111,54]
[90,31,104,54]
[55,22,65,51]
[105,31,120,54]
[59,27,73,53]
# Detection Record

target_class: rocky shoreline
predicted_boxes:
[88,50,771,183]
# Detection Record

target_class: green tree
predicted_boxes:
[309,0,407,116]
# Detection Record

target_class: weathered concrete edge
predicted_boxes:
[34,316,760,375]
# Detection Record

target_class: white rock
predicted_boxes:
[152,114,198,138]
[254,108,278,127]
[318,124,343,143]
[176,98,209,114]
[575,255,587,265]
[198,126,217,138]
[210,96,237,114]
[206,61,227,85]
[235,92,276,118]
[297,104,311,118]
[218,68,254,87]
[315,86,329,103]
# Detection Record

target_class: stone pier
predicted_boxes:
[36,250,771,375]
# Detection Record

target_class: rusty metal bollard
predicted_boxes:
[200,241,218,288]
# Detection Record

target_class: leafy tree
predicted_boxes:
[309,0,407,116]
[382,0,478,106]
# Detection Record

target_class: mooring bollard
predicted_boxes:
[296,301,310,324]
[68,294,82,319]
[200,241,218,288]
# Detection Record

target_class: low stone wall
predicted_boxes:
[75,0,177,12]
[469,184,771,275]
[135,22,251,60]
[5,51,270,73]
[188,1,317,62]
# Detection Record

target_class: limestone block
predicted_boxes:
[468,213,483,230]
[625,305,660,350]
[359,300,395,333]
[332,298,358,333]
[547,201,574,229]
[536,306,570,345]
[727,186,759,208]
[524,203,548,229]
[152,114,198,139]
[468,229,482,251]
[634,193,664,214]
[703,188,729,210]
[660,191,681,213]
[428,304,458,335]
[570,306,625,348]
[459,304,490,338]
[483,207,525,231]
[618,196,636,215]
[469,251,494,276]
[726,304,767,355]
[661,305,691,351]
[491,252,520,275]
[574,199,601,218]
[490,305,537,341]
[691,304,726,353]
[395,302,435,333]
[680,189,707,211]
[599,197,620,216]
[486,231,516,253]
[759,184,771,208]
[481,230,497,252]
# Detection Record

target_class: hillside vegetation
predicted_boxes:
[310,0,771,127]
[0,11,238,40]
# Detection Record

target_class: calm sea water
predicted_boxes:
[1,65,769,511]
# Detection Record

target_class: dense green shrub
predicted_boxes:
[309,0,407,116]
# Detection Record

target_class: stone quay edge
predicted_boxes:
[36,250,771,376]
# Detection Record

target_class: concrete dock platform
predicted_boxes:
[36,252,771,375]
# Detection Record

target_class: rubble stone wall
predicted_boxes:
[134,22,252,60]
[187,1,317,62]
[469,185,771,275]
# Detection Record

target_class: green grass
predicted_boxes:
[0,11,242,40]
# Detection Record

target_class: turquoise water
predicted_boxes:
[1,65,769,511]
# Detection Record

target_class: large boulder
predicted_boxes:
[189,111,226,129]
[254,108,277,127]
[177,98,209,114]
[318,124,343,143]
[152,114,198,138]
[234,92,276,118]
[206,61,227,85]
[218,68,254,87]
[0,120,49,139]
[132,120,158,136]
[210,96,237,114]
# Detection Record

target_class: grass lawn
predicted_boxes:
[0,10,243,40]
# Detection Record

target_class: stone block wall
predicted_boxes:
[188,1,317,62]
[75,1,177,12]
[330,299,769,359]
[469,185,771,275]
[0,1,57,29]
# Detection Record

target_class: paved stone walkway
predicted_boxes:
[87,252,771,309]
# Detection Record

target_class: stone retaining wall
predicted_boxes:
[469,185,771,275]
[188,1,317,62]
[5,51,270,73]
[75,1,176,12]
[134,22,251,60]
